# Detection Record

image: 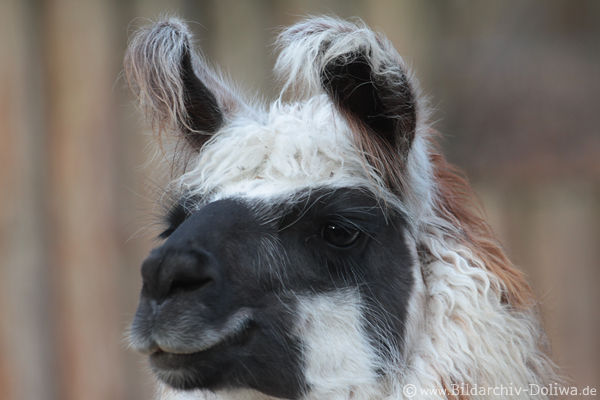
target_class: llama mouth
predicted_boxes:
[142,308,254,354]
[149,318,256,370]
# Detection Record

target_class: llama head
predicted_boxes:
[125,16,554,400]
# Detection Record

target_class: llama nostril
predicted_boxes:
[167,275,214,297]
[141,252,165,300]
[141,248,219,302]
[163,250,217,299]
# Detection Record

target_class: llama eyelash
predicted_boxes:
[159,202,188,239]
[158,194,206,239]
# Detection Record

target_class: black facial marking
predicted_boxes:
[276,189,414,349]
[132,188,415,398]
[136,199,307,398]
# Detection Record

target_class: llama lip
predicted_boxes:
[149,318,256,368]
[142,308,254,355]
[150,349,206,372]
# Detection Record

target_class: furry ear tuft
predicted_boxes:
[124,18,227,149]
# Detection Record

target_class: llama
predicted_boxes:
[125,16,558,400]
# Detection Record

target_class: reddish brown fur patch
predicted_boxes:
[344,116,409,197]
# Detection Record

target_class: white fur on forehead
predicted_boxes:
[177,95,388,201]
[175,95,437,236]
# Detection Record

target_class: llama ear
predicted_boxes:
[321,51,416,153]
[125,18,239,150]
[276,17,417,157]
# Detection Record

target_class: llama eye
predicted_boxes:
[321,223,360,248]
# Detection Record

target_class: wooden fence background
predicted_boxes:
[1,0,598,399]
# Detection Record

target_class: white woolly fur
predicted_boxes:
[129,15,558,400]
[177,95,385,204]
[399,237,557,400]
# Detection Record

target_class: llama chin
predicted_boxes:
[125,15,559,400]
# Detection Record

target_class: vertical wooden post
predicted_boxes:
[0,0,55,399]
[43,0,125,398]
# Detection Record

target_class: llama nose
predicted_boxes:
[141,247,217,303]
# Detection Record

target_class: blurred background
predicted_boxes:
[1,0,598,399]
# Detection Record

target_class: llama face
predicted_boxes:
[130,188,416,397]
[126,16,427,399]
